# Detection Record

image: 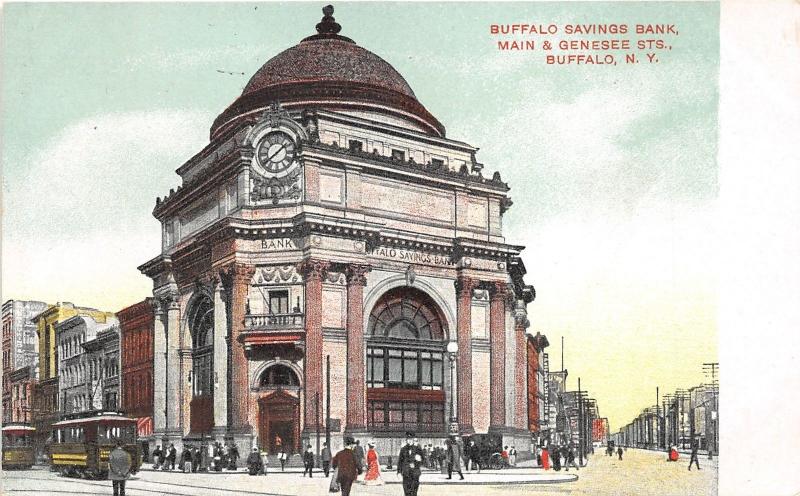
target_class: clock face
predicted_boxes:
[256,131,296,173]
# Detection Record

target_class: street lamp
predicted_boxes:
[446,341,459,435]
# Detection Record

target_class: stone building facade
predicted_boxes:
[118,299,155,443]
[56,314,119,414]
[139,7,536,457]
[2,299,48,423]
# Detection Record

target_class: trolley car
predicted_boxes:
[2,423,36,469]
[49,411,141,479]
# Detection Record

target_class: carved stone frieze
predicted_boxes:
[253,265,303,285]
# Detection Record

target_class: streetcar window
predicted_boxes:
[2,434,10,445]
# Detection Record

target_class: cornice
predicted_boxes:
[305,141,510,193]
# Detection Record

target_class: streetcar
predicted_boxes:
[49,411,141,479]
[2,423,36,469]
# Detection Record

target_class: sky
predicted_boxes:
[1,2,719,431]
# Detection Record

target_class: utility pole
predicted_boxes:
[325,355,331,448]
[315,392,321,467]
[577,377,583,466]
[703,362,719,458]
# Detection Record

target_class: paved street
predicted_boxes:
[1,449,716,496]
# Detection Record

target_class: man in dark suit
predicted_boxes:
[303,444,315,477]
[353,440,365,475]
[333,437,362,496]
[397,432,424,496]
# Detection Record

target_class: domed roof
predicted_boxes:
[210,6,445,139]
[241,39,416,100]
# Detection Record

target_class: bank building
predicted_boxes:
[139,6,537,458]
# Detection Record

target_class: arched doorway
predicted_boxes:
[365,286,448,433]
[188,295,214,434]
[257,364,301,454]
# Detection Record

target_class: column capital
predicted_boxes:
[163,292,180,311]
[151,298,165,316]
[297,258,330,282]
[487,281,512,300]
[514,313,530,329]
[345,264,371,286]
[220,262,255,288]
[454,275,479,296]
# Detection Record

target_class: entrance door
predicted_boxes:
[258,390,300,455]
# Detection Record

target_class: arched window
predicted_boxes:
[366,287,447,433]
[188,296,214,398]
[259,364,299,388]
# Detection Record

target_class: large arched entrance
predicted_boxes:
[365,286,448,433]
[256,364,301,454]
[188,295,214,434]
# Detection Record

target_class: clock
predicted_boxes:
[255,131,296,173]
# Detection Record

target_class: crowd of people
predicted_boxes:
[150,441,240,473]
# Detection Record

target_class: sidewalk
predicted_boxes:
[138,465,578,485]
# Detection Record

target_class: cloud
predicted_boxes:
[2,109,211,307]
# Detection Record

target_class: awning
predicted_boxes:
[136,417,153,437]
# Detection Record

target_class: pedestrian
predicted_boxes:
[109,441,132,496]
[321,441,332,477]
[446,436,464,480]
[303,444,315,477]
[152,445,162,470]
[541,445,551,470]
[688,441,701,471]
[501,446,510,468]
[551,446,562,471]
[509,446,517,467]
[260,447,269,476]
[181,446,192,473]
[364,441,384,485]
[397,432,424,496]
[564,446,579,471]
[332,436,362,496]
[192,447,200,473]
[247,447,263,476]
[166,443,176,470]
[278,448,287,471]
[228,443,239,470]
[353,440,365,476]
[468,440,481,472]
[617,446,623,460]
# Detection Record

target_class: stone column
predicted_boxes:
[515,311,530,430]
[165,293,182,434]
[221,263,255,434]
[345,264,370,431]
[297,259,329,432]
[454,275,477,434]
[488,282,508,429]
[212,276,229,434]
[152,299,166,436]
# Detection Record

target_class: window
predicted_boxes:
[430,158,445,168]
[391,149,405,161]
[348,139,363,152]
[189,296,214,398]
[259,364,299,387]
[365,287,448,432]
[269,290,290,315]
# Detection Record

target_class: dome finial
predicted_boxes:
[316,5,342,35]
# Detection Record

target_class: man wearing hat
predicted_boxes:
[332,437,362,496]
[108,441,132,496]
[397,432,425,496]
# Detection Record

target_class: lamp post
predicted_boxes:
[446,341,459,435]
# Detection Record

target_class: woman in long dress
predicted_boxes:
[541,446,551,470]
[363,442,384,485]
